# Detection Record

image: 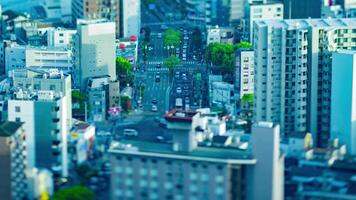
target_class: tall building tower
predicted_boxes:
[235,48,254,98]
[331,50,356,155]
[248,122,284,200]
[8,90,69,178]
[253,18,356,147]
[0,121,27,200]
[74,19,116,90]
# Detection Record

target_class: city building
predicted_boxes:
[230,0,245,25]
[249,122,284,200]
[235,48,254,98]
[72,0,141,38]
[4,43,26,75]
[282,0,322,19]
[8,90,69,178]
[47,27,77,48]
[206,26,234,45]
[211,82,235,114]
[0,121,27,200]
[108,80,120,109]
[87,76,110,122]
[73,19,116,90]
[116,38,138,64]
[246,2,284,42]
[331,50,356,155]
[26,168,54,200]
[253,18,356,147]
[10,68,72,130]
[109,110,284,200]
[69,119,95,165]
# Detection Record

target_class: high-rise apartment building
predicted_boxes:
[253,18,356,147]
[73,19,116,90]
[0,121,27,200]
[235,48,254,98]
[8,90,69,177]
[282,0,322,19]
[246,2,284,42]
[331,50,356,155]
[47,27,77,48]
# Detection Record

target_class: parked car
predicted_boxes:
[123,129,138,137]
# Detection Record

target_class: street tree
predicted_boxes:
[72,90,86,115]
[234,41,252,50]
[163,28,182,51]
[205,43,235,73]
[116,57,134,87]
[163,55,181,80]
[53,185,95,200]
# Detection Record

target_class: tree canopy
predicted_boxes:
[53,186,95,200]
[163,28,182,48]
[72,90,86,114]
[241,94,254,105]
[116,57,134,87]
[164,56,181,71]
[234,41,252,50]
[205,43,235,72]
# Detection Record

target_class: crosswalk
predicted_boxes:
[146,61,197,65]
[147,68,169,72]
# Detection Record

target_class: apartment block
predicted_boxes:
[253,18,356,147]
[47,27,77,48]
[235,48,254,98]
[0,121,27,200]
[8,90,69,178]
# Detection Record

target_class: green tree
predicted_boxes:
[116,57,134,87]
[120,96,132,112]
[53,185,95,200]
[205,43,235,73]
[241,94,254,105]
[234,41,252,50]
[163,56,181,79]
[72,90,86,114]
[163,28,182,50]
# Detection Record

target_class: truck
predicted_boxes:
[175,98,183,109]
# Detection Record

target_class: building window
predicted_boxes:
[15,117,21,122]
[15,106,21,112]
[50,85,56,90]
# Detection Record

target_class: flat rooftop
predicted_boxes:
[109,139,255,164]
[255,18,356,29]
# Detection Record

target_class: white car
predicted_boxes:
[123,129,138,137]
[151,105,158,112]
[176,87,182,93]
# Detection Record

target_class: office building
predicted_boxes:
[246,2,284,42]
[119,0,141,38]
[4,43,26,75]
[235,48,254,98]
[0,121,27,200]
[47,27,77,48]
[211,82,236,114]
[230,0,245,25]
[8,90,69,178]
[331,50,356,155]
[73,19,116,90]
[253,18,356,146]
[87,76,110,122]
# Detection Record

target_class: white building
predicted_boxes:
[74,19,116,90]
[246,2,283,42]
[253,18,356,147]
[26,47,73,72]
[331,50,356,155]
[8,90,69,178]
[47,27,77,48]
[235,48,254,98]
[121,0,141,38]
[211,82,235,113]
[206,26,234,45]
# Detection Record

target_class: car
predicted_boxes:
[156,136,165,142]
[176,87,182,93]
[152,99,158,104]
[156,64,161,68]
[151,105,158,112]
[182,57,187,61]
[123,129,138,137]
[175,72,180,78]
[184,36,189,40]
[155,75,160,82]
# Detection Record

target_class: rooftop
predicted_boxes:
[256,18,356,29]
[0,121,23,137]
[109,139,255,164]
